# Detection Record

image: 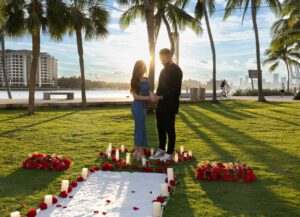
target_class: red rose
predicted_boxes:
[60,191,68,198]
[156,168,164,173]
[68,186,73,193]
[39,202,47,210]
[165,177,168,183]
[26,208,37,217]
[132,164,138,170]
[170,180,176,186]
[89,168,95,173]
[178,158,183,162]
[147,167,154,172]
[99,151,105,156]
[111,149,116,154]
[153,196,164,203]
[52,197,58,204]
[115,162,120,169]
[77,176,84,182]
[168,185,172,192]
[122,163,127,170]
[156,160,162,166]
[71,182,78,187]
[111,156,117,162]
[94,166,100,171]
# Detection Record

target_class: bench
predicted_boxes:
[43,92,74,100]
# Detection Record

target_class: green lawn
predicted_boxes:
[0,101,300,217]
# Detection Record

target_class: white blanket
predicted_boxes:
[37,171,166,217]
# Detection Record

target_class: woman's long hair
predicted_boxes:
[130,60,147,94]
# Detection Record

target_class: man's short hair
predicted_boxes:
[159,48,171,56]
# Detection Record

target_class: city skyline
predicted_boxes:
[3,0,289,85]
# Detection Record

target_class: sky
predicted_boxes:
[5,0,286,85]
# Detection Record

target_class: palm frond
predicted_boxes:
[119,4,144,29]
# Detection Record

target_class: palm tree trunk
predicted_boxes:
[0,32,12,99]
[204,4,217,103]
[251,0,265,102]
[143,0,155,92]
[161,14,175,57]
[284,60,290,91]
[28,0,41,114]
[75,27,87,109]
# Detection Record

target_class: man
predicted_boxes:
[150,48,183,162]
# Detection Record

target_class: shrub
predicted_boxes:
[294,92,300,100]
[233,89,295,96]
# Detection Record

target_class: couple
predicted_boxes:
[130,48,183,162]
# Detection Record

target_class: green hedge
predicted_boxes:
[294,92,300,100]
[233,89,295,96]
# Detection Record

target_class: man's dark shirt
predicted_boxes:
[156,63,183,114]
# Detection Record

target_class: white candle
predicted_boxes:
[107,151,111,159]
[108,143,112,153]
[61,180,69,192]
[142,157,146,167]
[161,183,169,197]
[188,150,192,157]
[180,146,184,154]
[121,145,125,153]
[126,153,131,165]
[151,148,154,156]
[10,211,20,217]
[44,195,52,207]
[116,149,120,161]
[167,168,174,182]
[152,202,162,217]
[174,153,179,163]
[82,168,88,180]
[184,152,188,158]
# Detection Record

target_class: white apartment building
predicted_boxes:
[0,49,58,87]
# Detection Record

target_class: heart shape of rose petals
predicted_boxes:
[133,207,139,211]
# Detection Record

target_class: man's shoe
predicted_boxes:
[160,153,173,162]
[149,149,165,160]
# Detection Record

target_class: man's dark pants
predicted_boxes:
[156,107,176,155]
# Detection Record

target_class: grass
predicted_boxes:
[0,101,300,217]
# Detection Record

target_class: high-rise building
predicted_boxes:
[273,73,279,89]
[0,49,58,87]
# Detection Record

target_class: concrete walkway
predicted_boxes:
[0,95,298,109]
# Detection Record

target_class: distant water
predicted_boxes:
[0,89,216,100]
[0,90,131,99]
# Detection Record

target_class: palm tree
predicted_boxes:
[4,0,68,114]
[67,0,109,109]
[264,47,300,91]
[0,2,12,99]
[194,0,217,103]
[224,0,281,102]
[118,0,202,91]
[270,0,300,50]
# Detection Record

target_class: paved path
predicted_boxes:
[0,95,298,109]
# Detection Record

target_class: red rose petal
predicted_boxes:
[150,191,152,194]
[106,200,111,204]
[63,206,67,208]
[94,210,99,214]
[133,207,139,211]
[102,212,107,215]
[56,204,62,208]
[69,195,74,198]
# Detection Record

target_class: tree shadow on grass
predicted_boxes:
[186,105,300,168]
[0,168,62,198]
[179,109,300,216]
[0,110,79,137]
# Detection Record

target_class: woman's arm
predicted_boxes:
[132,92,150,101]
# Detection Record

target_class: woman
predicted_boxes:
[130,60,150,159]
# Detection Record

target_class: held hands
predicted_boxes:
[150,92,160,103]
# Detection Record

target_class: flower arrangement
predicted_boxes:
[195,162,256,183]
[22,153,71,171]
